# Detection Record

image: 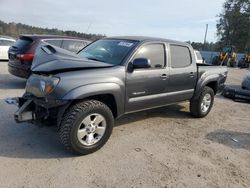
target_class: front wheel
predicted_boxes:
[190,86,214,118]
[59,100,114,155]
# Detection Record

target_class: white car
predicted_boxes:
[0,36,16,60]
[194,50,205,64]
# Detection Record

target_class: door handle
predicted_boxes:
[189,72,194,77]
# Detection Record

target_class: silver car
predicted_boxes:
[0,36,16,60]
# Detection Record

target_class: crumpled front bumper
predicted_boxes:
[5,95,69,124]
[5,98,35,123]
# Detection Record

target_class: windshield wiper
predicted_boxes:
[86,57,105,62]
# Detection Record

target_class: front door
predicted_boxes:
[125,43,170,112]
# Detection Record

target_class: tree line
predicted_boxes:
[0,20,104,41]
[1,0,249,53]
[190,0,249,53]
[186,41,220,52]
[217,0,250,53]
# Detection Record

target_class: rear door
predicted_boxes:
[168,44,197,101]
[125,42,170,112]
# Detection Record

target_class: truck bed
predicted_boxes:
[196,63,228,94]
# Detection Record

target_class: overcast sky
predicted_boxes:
[0,0,225,42]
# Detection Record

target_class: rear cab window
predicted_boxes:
[170,45,192,68]
[195,51,202,61]
[133,43,166,69]
[13,36,33,49]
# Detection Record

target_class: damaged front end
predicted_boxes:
[5,94,69,126]
[5,43,112,126]
[5,97,35,123]
[5,73,69,126]
[5,95,50,124]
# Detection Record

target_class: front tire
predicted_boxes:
[59,100,114,155]
[190,86,214,118]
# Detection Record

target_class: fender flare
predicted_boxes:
[62,83,124,117]
[193,74,219,100]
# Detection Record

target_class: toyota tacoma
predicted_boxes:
[6,36,228,155]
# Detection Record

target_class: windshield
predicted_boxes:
[77,39,138,65]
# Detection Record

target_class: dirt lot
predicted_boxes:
[0,61,249,188]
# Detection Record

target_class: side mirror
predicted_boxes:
[133,58,151,69]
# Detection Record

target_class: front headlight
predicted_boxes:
[39,76,60,95]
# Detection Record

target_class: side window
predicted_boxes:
[62,40,84,53]
[133,43,165,68]
[0,40,4,46]
[45,39,62,47]
[170,45,192,68]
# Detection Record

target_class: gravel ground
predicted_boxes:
[0,61,249,188]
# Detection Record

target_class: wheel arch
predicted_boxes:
[62,83,124,116]
[193,75,219,100]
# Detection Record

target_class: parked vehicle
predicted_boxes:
[8,34,90,78]
[237,53,250,68]
[223,73,250,102]
[0,36,16,60]
[212,46,237,67]
[242,73,250,90]
[194,50,205,64]
[6,36,228,155]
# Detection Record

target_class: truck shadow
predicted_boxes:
[0,73,26,89]
[0,100,190,159]
[206,129,250,150]
[116,104,191,127]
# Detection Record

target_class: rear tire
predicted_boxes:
[190,86,214,118]
[59,100,114,155]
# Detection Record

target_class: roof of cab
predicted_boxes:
[20,34,84,40]
[105,36,188,45]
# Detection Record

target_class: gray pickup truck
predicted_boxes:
[7,36,227,155]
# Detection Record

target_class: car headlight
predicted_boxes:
[39,77,60,95]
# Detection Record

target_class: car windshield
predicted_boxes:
[77,39,138,65]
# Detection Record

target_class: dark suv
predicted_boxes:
[8,35,90,78]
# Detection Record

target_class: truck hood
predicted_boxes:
[31,43,114,74]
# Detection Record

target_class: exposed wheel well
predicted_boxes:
[58,94,118,128]
[85,94,118,118]
[206,81,218,94]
